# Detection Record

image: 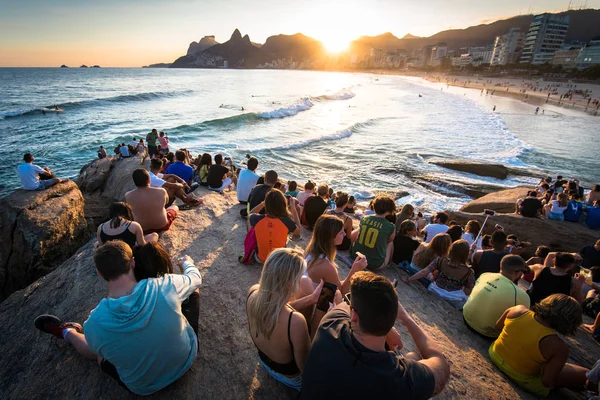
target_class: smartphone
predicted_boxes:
[494,224,504,230]
[316,282,337,312]
[484,209,497,216]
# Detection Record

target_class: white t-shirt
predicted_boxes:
[120,146,130,157]
[550,200,568,214]
[296,191,313,206]
[149,171,166,188]
[236,169,259,202]
[422,223,449,243]
[130,141,137,148]
[17,163,45,190]
[461,232,482,250]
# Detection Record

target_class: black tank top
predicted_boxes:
[476,250,509,279]
[528,267,572,305]
[100,221,137,249]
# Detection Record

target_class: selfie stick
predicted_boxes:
[473,209,495,246]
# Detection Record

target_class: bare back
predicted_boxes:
[125,186,169,231]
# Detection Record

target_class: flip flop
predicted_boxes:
[186,198,203,207]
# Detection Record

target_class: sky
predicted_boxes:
[0,0,599,67]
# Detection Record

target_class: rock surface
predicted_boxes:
[432,161,510,179]
[459,186,532,213]
[0,181,90,299]
[0,187,597,399]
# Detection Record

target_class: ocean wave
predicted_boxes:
[0,90,193,119]
[313,88,356,101]
[256,98,314,119]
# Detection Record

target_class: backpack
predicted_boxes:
[239,227,257,265]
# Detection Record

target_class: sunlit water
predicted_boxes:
[1,68,598,211]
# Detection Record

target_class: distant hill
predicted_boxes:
[261,33,325,61]
[187,36,220,56]
[142,63,172,68]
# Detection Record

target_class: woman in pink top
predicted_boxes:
[158,132,170,154]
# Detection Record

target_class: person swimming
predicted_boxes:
[493,105,497,112]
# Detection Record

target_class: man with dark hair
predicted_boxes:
[301,271,449,399]
[351,196,396,270]
[580,240,600,270]
[421,212,449,243]
[247,170,278,214]
[33,241,202,395]
[207,153,237,192]
[472,230,509,279]
[236,156,259,204]
[463,255,531,338]
[17,153,66,190]
[149,159,202,207]
[165,150,195,185]
[516,191,543,218]
[528,252,585,305]
[126,168,179,233]
[303,184,330,231]
[146,129,159,159]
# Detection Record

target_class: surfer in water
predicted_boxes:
[535,107,540,114]
[241,107,244,111]
[493,105,497,112]
[54,104,59,111]
[418,94,422,98]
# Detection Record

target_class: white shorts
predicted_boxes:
[209,178,232,193]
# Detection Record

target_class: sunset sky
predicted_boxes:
[1,0,599,67]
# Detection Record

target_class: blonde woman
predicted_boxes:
[305,215,368,296]
[546,192,569,221]
[246,248,312,390]
[411,233,452,272]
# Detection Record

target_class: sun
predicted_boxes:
[322,33,350,54]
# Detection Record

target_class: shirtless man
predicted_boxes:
[125,169,179,233]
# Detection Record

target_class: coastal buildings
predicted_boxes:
[491,28,524,65]
[576,40,600,69]
[520,13,570,65]
[552,43,584,69]
[429,43,448,66]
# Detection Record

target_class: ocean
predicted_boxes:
[1,68,598,211]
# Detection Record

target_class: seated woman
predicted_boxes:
[305,215,368,296]
[403,240,474,309]
[246,248,313,391]
[588,185,600,205]
[490,294,588,396]
[461,220,482,250]
[196,153,212,186]
[392,220,421,269]
[249,189,301,263]
[285,181,299,198]
[161,152,175,173]
[395,204,414,232]
[325,192,353,251]
[408,233,452,276]
[343,195,356,214]
[546,193,568,221]
[96,202,158,249]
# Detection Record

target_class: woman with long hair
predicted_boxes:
[411,233,452,271]
[96,202,158,249]
[546,192,568,221]
[395,204,414,231]
[304,215,367,295]
[403,240,474,309]
[196,153,212,186]
[490,294,588,396]
[246,248,312,391]
[325,192,353,251]
[587,184,600,205]
[461,220,482,250]
[249,189,301,263]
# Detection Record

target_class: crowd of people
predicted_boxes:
[16,144,600,398]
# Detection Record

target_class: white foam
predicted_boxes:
[0,108,35,119]
[256,98,313,119]
[323,89,355,100]
[263,126,354,151]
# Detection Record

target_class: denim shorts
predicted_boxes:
[547,212,564,221]
[36,179,56,190]
[258,358,302,391]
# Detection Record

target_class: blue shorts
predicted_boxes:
[36,179,56,190]
[258,358,302,391]
[547,212,564,221]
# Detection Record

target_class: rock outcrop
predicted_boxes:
[432,160,510,179]
[0,181,90,299]
[0,188,596,399]
[459,186,532,213]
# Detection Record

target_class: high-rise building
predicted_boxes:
[520,13,569,65]
[420,45,434,66]
[468,46,494,66]
[576,40,600,69]
[429,43,447,66]
[552,43,584,69]
[491,28,524,65]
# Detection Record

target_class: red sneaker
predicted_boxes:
[34,314,82,339]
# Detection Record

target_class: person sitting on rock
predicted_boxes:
[33,240,202,396]
[471,230,509,279]
[125,169,180,234]
[489,294,588,396]
[296,180,315,207]
[194,153,212,186]
[446,225,463,242]
[166,150,195,187]
[246,248,314,391]
[545,192,568,221]
[325,192,353,251]
[285,180,299,198]
[206,154,237,193]
[17,153,67,190]
[97,202,158,249]
[395,204,414,232]
[161,152,175,173]
[247,170,278,215]
[516,191,543,218]
[119,143,131,159]
[249,189,301,263]
[393,220,421,269]
[149,159,202,207]
[300,271,450,399]
[463,255,531,338]
[461,220,482,250]
[587,185,600,205]
[305,215,368,297]
[237,157,259,204]
[343,195,356,214]
[581,240,600,270]
[409,233,452,277]
[586,200,600,229]
[421,212,449,243]
[351,195,396,270]
[97,146,107,159]
[527,252,585,305]
[302,184,330,231]
[402,240,474,309]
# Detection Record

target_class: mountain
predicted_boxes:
[186,35,220,55]
[261,33,325,61]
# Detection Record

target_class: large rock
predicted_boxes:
[459,186,533,213]
[432,161,510,179]
[0,189,596,399]
[447,210,599,253]
[0,181,90,299]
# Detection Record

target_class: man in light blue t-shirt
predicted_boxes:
[34,241,202,395]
